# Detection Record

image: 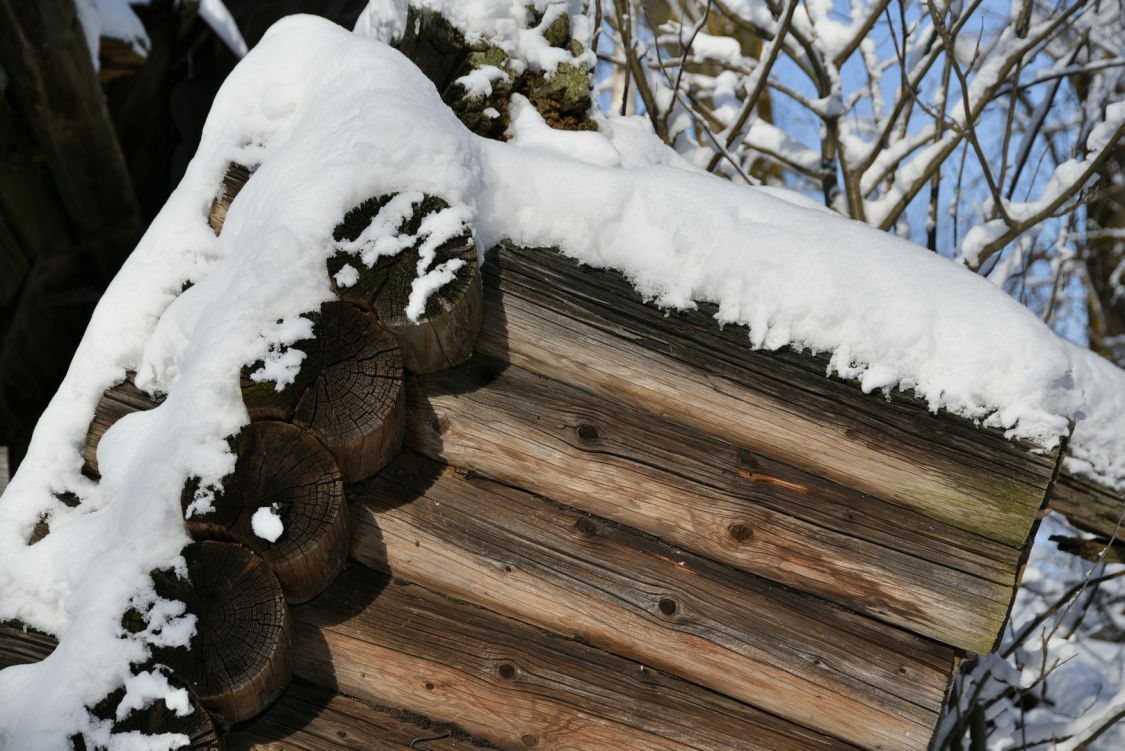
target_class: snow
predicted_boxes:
[455,65,509,98]
[75,0,151,69]
[199,0,249,59]
[250,506,283,543]
[0,12,1124,749]
[75,0,247,68]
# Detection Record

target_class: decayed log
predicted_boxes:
[408,358,1019,653]
[479,245,1058,549]
[331,196,483,373]
[292,302,405,481]
[228,683,478,751]
[208,163,253,235]
[1050,472,1125,543]
[150,541,292,726]
[185,421,348,604]
[292,565,856,751]
[349,453,951,751]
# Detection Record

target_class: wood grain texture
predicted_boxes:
[480,245,1058,548]
[83,375,159,476]
[331,195,483,374]
[293,302,405,482]
[228,682,477,750]
[186,421,349,604]
[348,453,952,750]
[208,163,253,235]
[1050,472,1125,543]
[293,564,859,751]
[151,541,292,726]
[0,620,56,669]
[408,357,1016,652]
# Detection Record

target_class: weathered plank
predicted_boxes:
[480,245,1058,548]
[1050,472,1125,543]
[228,682,475,751]
[293,564,857,751]
[348,453,953,750]
[408,357,1015,652]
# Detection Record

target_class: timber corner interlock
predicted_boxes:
[3,173,1079,751]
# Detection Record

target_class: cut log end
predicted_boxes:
[331,195,483,374]
[293,302,406,481]
[208,163,253,236]
[83,376,161,477]
[185,421,349,604]
[79,680,223,751]
[151,541,292,726]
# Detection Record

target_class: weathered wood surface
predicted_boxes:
[1051,472,1125,543]
[349,453,950,750]
[331,195,484,374]
[83,375,159,476]
[292,564,857,751]
[480,245,1058,549]
[227,682,476,751]
[0,620,56,669]
[407,357,1016,652]
[292,302,405,482]
[151,541,293,726]
[186,421,349,604]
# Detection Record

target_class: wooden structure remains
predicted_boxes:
[4,164,1109,750]
[4,8,1124,749]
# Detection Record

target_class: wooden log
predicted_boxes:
[85,304,405,483]
[208,163,253,235]
[292,302,405,481]
[1,623,222,749]
[79,679,223,751]
[1050,534,1125,565]
[228,683,478,751]
[97,37,147,85]
[408,357,1018,653]
[83,375,160,476]
[185,421,349,604]
[349,453,952,751]
[150,541,292,726]
[0,620,56,669]
[1050,472,1125,543]
[293,565,858,751]
[480,245,1058,549]
[331,195,483,374]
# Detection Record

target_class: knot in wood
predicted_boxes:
[498,662,517,680]
[658,598,678,616]
[576,423,599,441]
[521,734,538,747]
[727,523,755,544]
[573,516,599,537]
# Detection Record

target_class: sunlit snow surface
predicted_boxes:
[0,14,1123,749]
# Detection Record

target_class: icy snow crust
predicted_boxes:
[0,14,1122,749]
